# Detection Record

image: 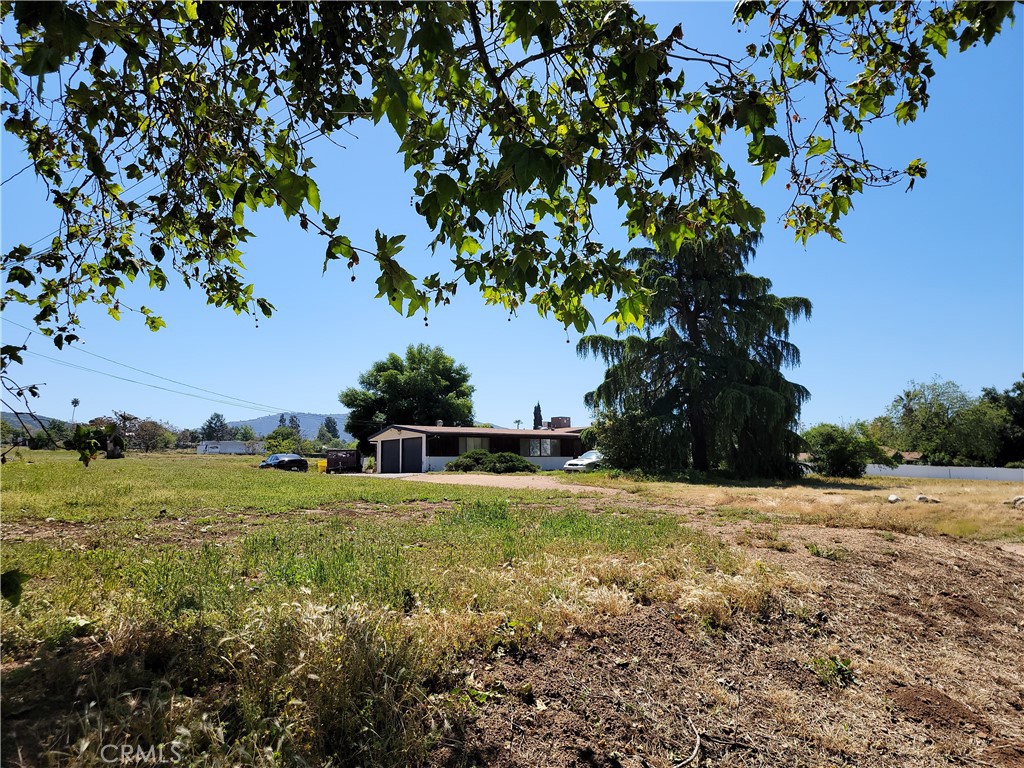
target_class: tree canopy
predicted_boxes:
[1,0,1016,367]
[200,412,232,442]
[802,422,894,478]
[340,344,474,452]
[580,230,809,478]
[870,377,1014,467]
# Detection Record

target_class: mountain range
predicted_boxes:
[2,410,353,442]
[227,412,352,440]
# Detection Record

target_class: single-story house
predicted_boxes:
[368,424,587,473]
[197,440,264,455]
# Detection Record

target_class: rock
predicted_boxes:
[1006,496,1024,507]
[915,495,940,504]
[887,494,901,503]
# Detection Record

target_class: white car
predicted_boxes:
[563,450,603,472]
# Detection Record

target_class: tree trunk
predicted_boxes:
[688,399,710,472]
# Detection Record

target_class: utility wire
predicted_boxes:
[4,318,293,414]
[23,349,291,415]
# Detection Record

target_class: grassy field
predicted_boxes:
[2,451,1022,767]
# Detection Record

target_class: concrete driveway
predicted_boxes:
[376,472,623,495]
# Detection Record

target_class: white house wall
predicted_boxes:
[423,455,567,472]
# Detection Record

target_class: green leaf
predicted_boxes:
[806,136,832,158]
[434,174,459,206]
[273,169,308,217]
[0,60,18,98]
[306,177,320,213]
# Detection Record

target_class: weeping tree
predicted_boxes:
[579,230,810,478]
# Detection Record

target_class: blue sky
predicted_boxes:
[2,4,1022,433]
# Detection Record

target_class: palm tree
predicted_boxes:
[513,419,523,430]
[70,398,80,424]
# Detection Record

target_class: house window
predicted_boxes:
[458,436,490,453]
[521,438,557,457]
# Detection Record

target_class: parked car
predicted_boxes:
[563,450,603,472]
[259,453,309,472]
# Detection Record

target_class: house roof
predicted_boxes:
[880,447,924,462]
[368,424,585,441]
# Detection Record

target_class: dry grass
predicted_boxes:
[570,474,1024,540]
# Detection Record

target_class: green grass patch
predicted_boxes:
[0,451,576,522]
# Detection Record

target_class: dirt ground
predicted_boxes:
[388,472,626,494]
[434,520,1024,768]
[4,472,1023,767]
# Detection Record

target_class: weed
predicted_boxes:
[808,655,858,688]
[716,506,773,524]
[805,542,847,561]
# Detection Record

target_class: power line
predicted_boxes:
[4,318,293,414]
[23,349,291,416]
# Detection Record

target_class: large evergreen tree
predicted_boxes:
[340,345,474,453]
[580,230,809,478]
[200,412,232,442]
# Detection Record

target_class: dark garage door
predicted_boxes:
[380,439,401,474]
[401,437,423,473]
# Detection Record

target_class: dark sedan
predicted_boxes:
[258,453,309,472]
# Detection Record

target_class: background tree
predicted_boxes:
[340,345,474,453]
[200,413,233,442]
[322,416,340,440]
[278,414,287,429]
[315,425,334,444]
[27,418,70,449]
[176,428,198,449]
[533,403,543,430]
[287,414,303,437]
[880,379,998,465]
[70,398,80,424]
[234,424,257,442]
[981,377,1024,466]
[264,426,300,455]
[580,230,809,478]
[134,420,175,453]
[513,419,523,430]
[802,423,895,478]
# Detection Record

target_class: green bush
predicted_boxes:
[483,452,538,474]
[444,449,492,472]
[445,450,538,474]
[802,423,895,478]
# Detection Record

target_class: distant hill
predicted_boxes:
[228,412,352,440]
[1,411,57,431]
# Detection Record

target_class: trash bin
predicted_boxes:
[325,449,361,473]
[317,459,327,473]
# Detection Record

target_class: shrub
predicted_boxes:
[482,452,538,474]
[802,423,895,478]
[445,450,537,474]
[445,449,492,472]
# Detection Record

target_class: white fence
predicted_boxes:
[865,464,1024,482]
